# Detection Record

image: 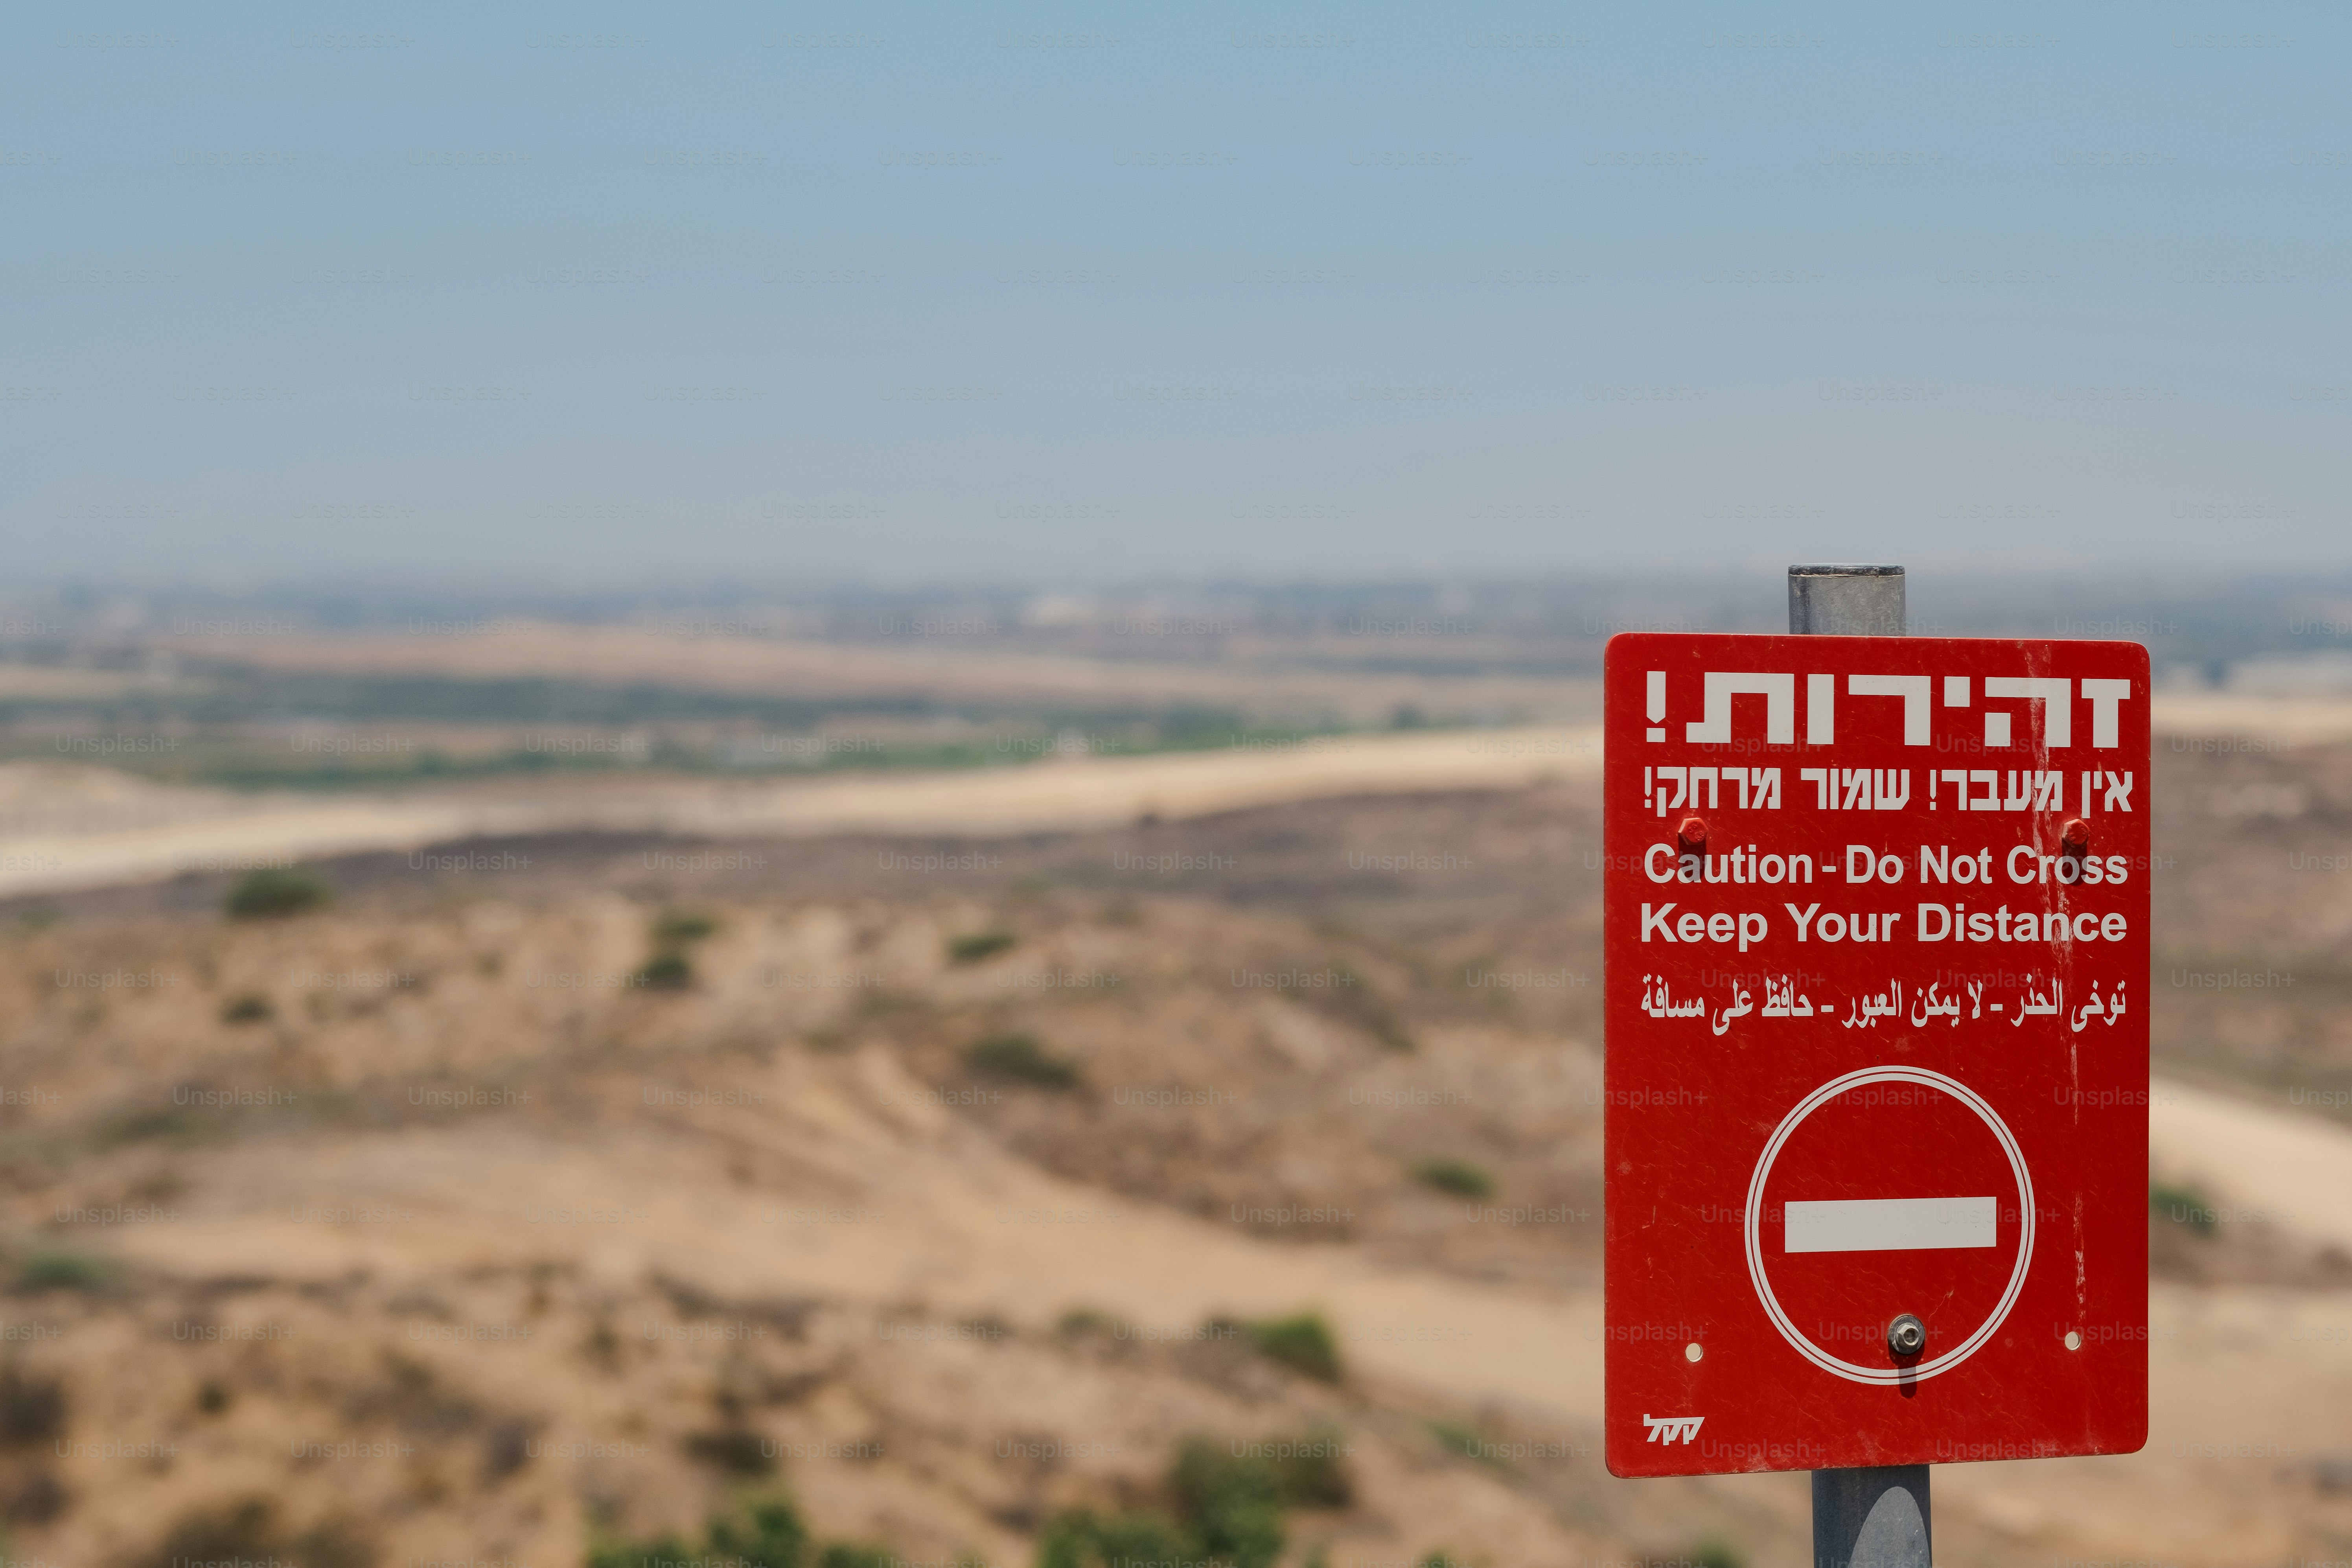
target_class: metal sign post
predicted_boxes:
[1792,565,1929,1568]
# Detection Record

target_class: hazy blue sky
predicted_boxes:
[5,2,2346,586]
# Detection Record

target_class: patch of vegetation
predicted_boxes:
[964,1033,1081,1090]
[99,1103,210,1148]
[1689,1538,1745,1568]
[1037,1512,1196,1568]
[223,865,332,920]
[947,929,1018,964]
[1411,1158,1494,1199]
[684,1427,774,1476]
[2151,1179,2216,1235]
[1423,1419,1490,1465]
[130,1497,374,1568]
[586,1494,902,1568]
[636,907,718,992]
[1260,1431,1352,1508]
[654,910,718,945]
[1056,1307,1119,1339]
[637,951,694,991]
[1037,1430,1352,1568]
[1166,1440,1283,1568]
[219,992,274,1023]
[1245,1313,1343,1383]
[15,1249,110,1294]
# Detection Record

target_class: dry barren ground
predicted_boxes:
[0,698,2348,1565]
[0,855,2344,1565]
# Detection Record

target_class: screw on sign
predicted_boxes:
[1602,623,2150,1485]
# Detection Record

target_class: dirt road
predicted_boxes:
[0,728,1601,899]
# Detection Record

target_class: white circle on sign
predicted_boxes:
[1743,1066,2034,1387]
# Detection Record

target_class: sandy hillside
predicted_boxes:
[0,871,2346,1568]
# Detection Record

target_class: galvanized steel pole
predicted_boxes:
[1789,562,1906,638]
[1788,563,1933,1568]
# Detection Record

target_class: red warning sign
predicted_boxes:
[1603,634,2150,1476]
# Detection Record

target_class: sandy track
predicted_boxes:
[7,676,2351,905]
[2144,692,2352,746]
[7,686,2348,904]
[0,728,1600,898]
[2151,1077,2352,1253]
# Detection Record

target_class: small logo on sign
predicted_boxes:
[1642,1414,1705,1445]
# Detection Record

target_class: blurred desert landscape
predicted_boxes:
[1,583,2350,1568]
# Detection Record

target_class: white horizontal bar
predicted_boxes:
[1783,1196,1997,1253]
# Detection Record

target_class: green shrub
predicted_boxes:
[964,1033,1080,1090]
[1038,1430,1351,1568]
[1424,1419,1481,1460]
[638,951,694,991]
[2151,1180,2215,1235]
[585,1529,691,1568]
[219,993,274,1024]
[223,866,331,920]
[705,1498,811,1566]
[130,1498,373,1568]
[99,1105,203,1147]
[16,1249,110,1293]
[583,1496,914,1568]
[591,1498,801,1568]
[1036,1510,1197,1568]
[1412,1158,1494,1199]
[1691,1538,1744,1568]
[1170,1440,1284,1568]
[634,909,717,992]
[1246,1313,1343,1383]
[948,930,1018,964]
[654,910,717,945]
[683,1427,773,1475]
[1242,1428,1351,1508]
[1057,1308,1118,1339]
[137,1501,280,1568]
